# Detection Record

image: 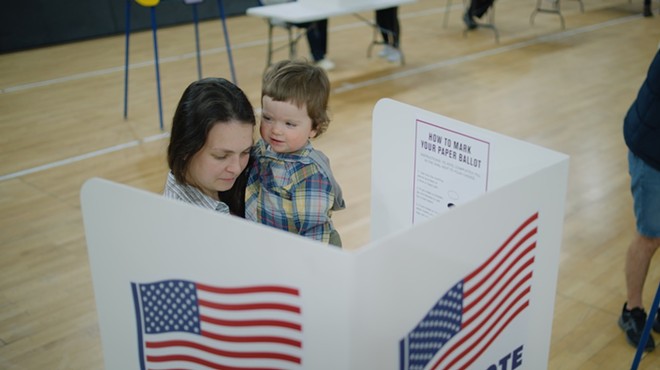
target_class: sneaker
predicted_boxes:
[386,48,402,63]
[378,45,394,58]
[619,304,656,351]
[315,58,335,71]
[463,12,478,30]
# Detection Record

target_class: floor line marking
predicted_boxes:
[334,14,639,94]
[0,14,639,182]
[0,5,460,94]
[0,132,170,182]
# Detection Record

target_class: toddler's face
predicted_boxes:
[260,95,317,153]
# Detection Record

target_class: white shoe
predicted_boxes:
[378,45,394,58]
[386,48,402,63]
[315,58,335,71]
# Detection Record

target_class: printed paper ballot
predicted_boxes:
[413,119,490,223]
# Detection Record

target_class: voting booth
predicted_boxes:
[81,99,569,369]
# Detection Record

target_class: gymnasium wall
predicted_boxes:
[1,0,259,54]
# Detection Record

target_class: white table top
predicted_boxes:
[246,0,416,23]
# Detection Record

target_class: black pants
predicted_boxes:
[376,7,400,48]
[467,0,495,19]
[295,19,328,62]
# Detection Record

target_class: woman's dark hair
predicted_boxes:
[167,77,256,216]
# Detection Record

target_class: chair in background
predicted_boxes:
[258,0,312,68]
[442,0,468,28]
[530,0,584,30]
[123,0,236,130]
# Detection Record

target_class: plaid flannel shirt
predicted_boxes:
[245,140,344,243]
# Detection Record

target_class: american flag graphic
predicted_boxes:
[399,212,539,370]
[131,279,303,370]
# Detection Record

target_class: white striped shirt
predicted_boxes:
[163,172,230,214]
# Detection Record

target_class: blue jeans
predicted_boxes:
[629,151,660,237]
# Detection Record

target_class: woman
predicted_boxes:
[164,77,256,217]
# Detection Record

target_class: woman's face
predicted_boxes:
[186,120,253,199]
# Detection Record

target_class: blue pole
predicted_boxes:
[216,0,237,84]
[123,0,131,119]
[150,7,164,131]
[192,3,202,79]
[631,282,660,370]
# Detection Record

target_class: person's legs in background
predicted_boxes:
[305,19,334,71]
[619,151,660,351]
[621,232,660,351]
[463,0,495,30]
[644,0,653,17]
[376,7,401,63]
